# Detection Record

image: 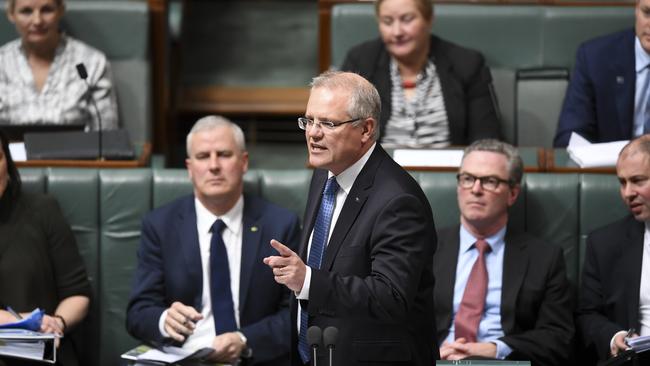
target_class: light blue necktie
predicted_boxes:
[298,176,339,363]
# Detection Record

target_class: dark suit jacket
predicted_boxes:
[434,225,574,366]
[577,215,644,361]
[290,145,437,366]
[555,29,636,147]
[126,194,301,366]
[341,35,500,145]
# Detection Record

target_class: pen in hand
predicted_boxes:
[6,306,23,320]
[624,328,636,346]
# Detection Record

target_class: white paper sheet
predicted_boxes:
[392,149,464,167]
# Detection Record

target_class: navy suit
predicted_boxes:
[434,226,574,366]
[290,145,438,366]
[126,194,301,366]
[577,215,644,362]
[555,29,636,147]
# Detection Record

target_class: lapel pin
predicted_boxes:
[251,226,258,232]
[355,197,360,202]
[616,76,624,84]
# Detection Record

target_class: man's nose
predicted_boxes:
[208,154,220,169]
[471,179,484,194]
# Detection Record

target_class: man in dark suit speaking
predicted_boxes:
[435,140,574,366]
[127,116,300,365]
[263,71,438,366]
[577,135,650,363]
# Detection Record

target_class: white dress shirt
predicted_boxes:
[639,223,650,336]
[158,195,244,350]
[296,143,376,331]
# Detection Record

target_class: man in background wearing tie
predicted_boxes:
[555,0,650,147]
[577,135,650,364]
[435,139,574,366]
[264,71,437,366]
[126,116,300,365]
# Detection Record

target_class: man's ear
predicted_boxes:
[507,184,521,207]
[360,117,377,143]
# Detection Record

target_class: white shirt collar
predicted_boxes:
[328,143,377,195]
[195,195,244,236]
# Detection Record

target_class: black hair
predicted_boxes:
[0,129,22,208]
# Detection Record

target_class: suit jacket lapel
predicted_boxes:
[624,217,644,329]
[615,30,636,139]
[239,195,262,310]
[179,196,203,309]
[430,35,463,144]
[501,230,529,334]
[300,170,328,259]
[435,227,461,341]
[322,146,383,269]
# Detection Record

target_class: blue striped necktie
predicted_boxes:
[298,176,339,363]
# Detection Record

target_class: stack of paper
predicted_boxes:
[0,329,58,363]
[628,335,650,353]
[392,149,464,168]
[121,344,215,365]
[566,133,628,168]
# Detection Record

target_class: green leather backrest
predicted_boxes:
[524,173,580,285]
[98,169,151,366]
[0,1,151,146]
[578,174,628,284]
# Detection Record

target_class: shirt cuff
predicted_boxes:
[493,340,513,359]
[159,310,170,338]
[610,330,628,351]
[296,266,312,300]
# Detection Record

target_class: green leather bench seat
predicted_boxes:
[16,167,624,364]
[0,1,151,147]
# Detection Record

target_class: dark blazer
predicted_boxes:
[341,35,500,145]
[555,29,636,147]
[126,194,301,366]
[577,215,644,362]
[434,225,574,366]
[290,145,438,366]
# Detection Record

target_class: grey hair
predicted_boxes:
[310,70,381,141]
[620,134,650,160]
[462,139,523,184]
[186,115,246,157]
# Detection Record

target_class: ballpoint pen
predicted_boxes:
[6,306,23,320]
[624,328,635,345]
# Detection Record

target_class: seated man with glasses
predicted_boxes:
[434,139,574,366]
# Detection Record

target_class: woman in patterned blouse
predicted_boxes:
[0,0,118,130]
[341,0,501,148]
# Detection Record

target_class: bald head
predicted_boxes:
[619,134,650,162]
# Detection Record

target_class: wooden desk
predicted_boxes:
[177,86,310,116]
[16,143,152,168]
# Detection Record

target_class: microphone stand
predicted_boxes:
[76,63,104,160]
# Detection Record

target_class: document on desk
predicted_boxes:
[566,133,628,168]
[122,344,216,365]
[627,335,650,353]
[392,149,464,167]
[0,329,58,363]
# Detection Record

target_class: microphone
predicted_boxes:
[76,63,103,160]
[323,326,338,366]
[306,326,322,366]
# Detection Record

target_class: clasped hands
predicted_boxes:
[440,338,497,361]
[263,239,307,293]
[164,302,246,363]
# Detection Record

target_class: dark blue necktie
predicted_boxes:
[298,177,339,363]
[210,219,237,334]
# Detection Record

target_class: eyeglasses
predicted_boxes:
[456,173,514,192]
[297,117,361,131]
